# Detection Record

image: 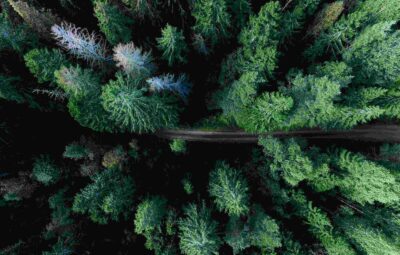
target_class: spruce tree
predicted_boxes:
[32,155,61,186]
[72,168,135,224]
[93,0,133,46]
[24,48,70,84]
[157,24,188,66]
[192,0,231,47]
[208,161,249,216]
[178,202,221,255]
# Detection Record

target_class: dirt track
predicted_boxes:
[156,124,400,143]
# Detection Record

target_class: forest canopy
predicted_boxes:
[1,0,400,254]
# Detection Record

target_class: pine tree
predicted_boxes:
[208,161,249,216]
[332,149,400,205]
[192,0,231,47]
[0,75,25,104]
[343,21,400,87]
[178,202,221,255]
[134,196,167,235]
[113,42,156,79]
[147,74,191,101]
[93,0,134,46]
[169,139,187,153]
[238,1,281,80]
[63,143,90,160]
[32,155,61,186]
[0,12,37,53]
[101,73,178,133]
[122,0,159,19]
[72,168,135,224]
[24,48,70,84]
[51,22,111,64]
[305,0,400,60]
[7,0,60,39]
[157,24,188,66]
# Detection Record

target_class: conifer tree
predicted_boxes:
[24,48,70,84]
[178,202,221,255]
[0,75,25,104]
[157,24,188,66]
[93,0,133,46]
[52,22,111,64]
[0,12,37,53]
[101,73,178,133]
[7,0,60,39]
[208,161,249,216]
[32,155,61,186]
[63,143,90,160]
[343,21,400,87]
[72,168,135,224]
[122,0,159,19]
[113,42,156,79]
[134,196,167,235]
[192,0,231,47]
[169,138,187,153]
[226,0,251,32]
[147,74,191,101]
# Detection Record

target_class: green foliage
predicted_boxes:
[178,202,221,255]
[181,174,193,195]
[122,0,159,19]
[72,168,135,224]
[208,161,249,216]
[24,48,70,84]
[157,24,187,66]
[226,0,251,31]
[101,74,178,133]
[0,75,25,104]
[308,1,344,37]
[32,155,61,186]
[0,12,37,53]
[192,0,231,47]
[333,149,400,205]
[311,61,353,88]
[239,92,293,132]
[134,196,167,235]
[305,0,400,59]
[343,21,400,87]
[238,1,281,80]
[63,143,90,160]
[169,139,186,153]
[93,0,133,46]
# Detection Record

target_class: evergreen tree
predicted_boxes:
[169,139,187,153]
[178,202,221,255]
[122,0,159,19]
[208,161,249,216]
[147,74,191,101]
[7,0,60,39]
[113,42,156,79]
[0,12,37,53]
[134,196,167,235]
[101,73,178,133]
[343,21,400,87]
[157,24,188,66]
[32,155,61,186]
[51,22,111,64]
[0,75,25,104]
[93,0,133,46]
[332,149,400,205]
[192,0,231,47]
[238,1,281,80]
[307,1,344,37]
[305,0,400,59]
[24,48,70,84]
[72,168,135,224]
[226,0,251,32]
[63,143,90,160]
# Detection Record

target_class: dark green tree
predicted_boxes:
[157,24,188,66]
[178,202,221,255]
[72,168,135,224]
[192,0,231,47]
[93,0,134,45]
[24,48,70,84]
[32,155,61,186]
[208,161,249,216]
